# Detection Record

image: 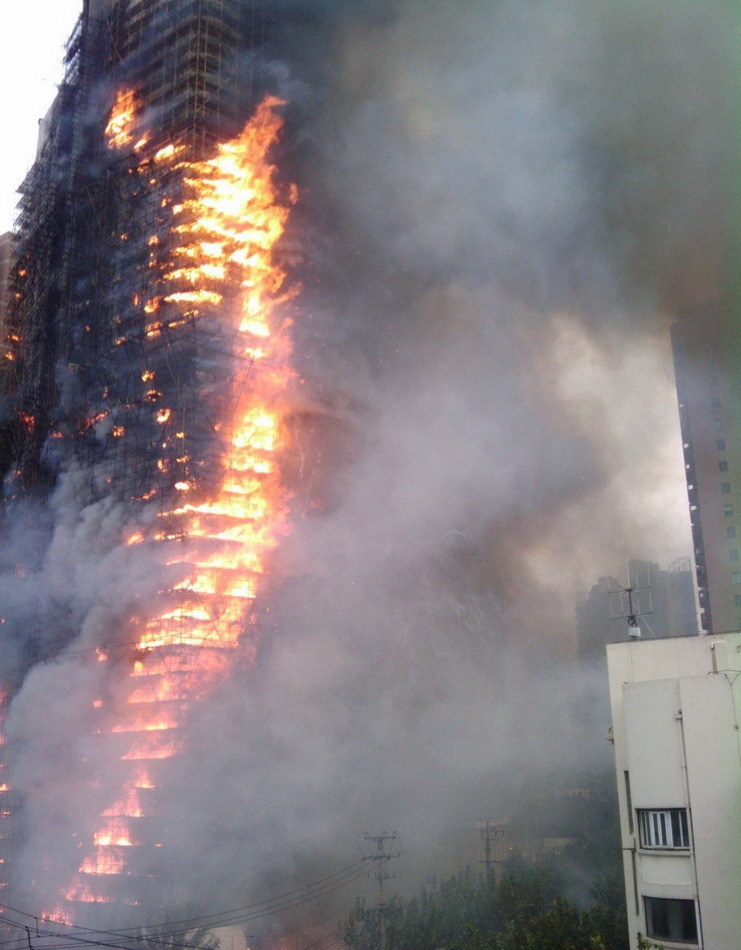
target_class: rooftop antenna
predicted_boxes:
[609,559,656,640]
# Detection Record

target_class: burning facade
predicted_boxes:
[1,0,299,921]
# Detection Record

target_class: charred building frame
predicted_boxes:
[3,0,281,502]
[1,0,299,919]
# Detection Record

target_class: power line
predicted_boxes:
[0,860,367,947]
[361,834,399,950]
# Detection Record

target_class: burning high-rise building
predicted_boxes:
[1,0,729,942]
[1,0,300,921]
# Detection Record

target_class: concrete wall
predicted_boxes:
[607,634,741,949]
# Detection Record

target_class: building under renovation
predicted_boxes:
[3,0,285,501]
[1,0,301,921]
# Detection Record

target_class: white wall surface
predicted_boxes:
[607,633,741,949]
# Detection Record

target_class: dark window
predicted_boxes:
[719,460,729,472]
[735,595,741,608]
[725,504,734,516]
[711,396,721,410]
[624,772,633,834]
[638,809,690,849]
[728,526,737,539]
[732,572,741,584]
[717,439,727,451]
[731,550,739,562]
[722,482,732,494]
[644,896,698,944]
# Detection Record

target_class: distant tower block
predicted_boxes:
[672,304,741,634]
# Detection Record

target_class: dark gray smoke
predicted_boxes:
[0,0,730,936]
[158,0,728,922]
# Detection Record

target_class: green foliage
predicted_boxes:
[340,864,627,950]
[636,937,665,950]
[495,898,607,950]
[587,867,628,950]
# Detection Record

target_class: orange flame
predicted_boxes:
[73,94,296,897]
[105,89,137,150]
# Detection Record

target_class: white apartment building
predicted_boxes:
[607,633,741,949]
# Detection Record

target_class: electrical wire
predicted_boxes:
[0,859,367,950]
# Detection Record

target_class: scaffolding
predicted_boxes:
[109,0,247,150]
[1,0,291,920]
[2,0,277,505]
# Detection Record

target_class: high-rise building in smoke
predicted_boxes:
[1,0,298,921]
[672,303,741,634]
[576,558,697,753]
[600,302,741,946]
[3,0,283,501]
[576,557,698,673]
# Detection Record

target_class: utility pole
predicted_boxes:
[479,820,507,883]
[362,832,399,950]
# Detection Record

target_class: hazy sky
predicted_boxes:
[0,1,82,232]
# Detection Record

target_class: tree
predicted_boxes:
[494,898,606,950]
[340,864,625,950]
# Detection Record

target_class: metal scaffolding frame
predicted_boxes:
[3,0,273,506]
[0,0,283,917]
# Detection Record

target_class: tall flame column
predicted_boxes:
[62,95,296,911]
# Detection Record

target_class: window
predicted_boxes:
[644,897,698,944]
[722,482,732,494]
[711,396,721,410]
[728,526,737,539]
[717,438,727,451]
[725,504,734,516]
[732,572,741,584]
[638,809,690,849]
[719,460,729,472]
[731,550,739,562]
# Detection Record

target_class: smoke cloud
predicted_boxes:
[0,0,731,936]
